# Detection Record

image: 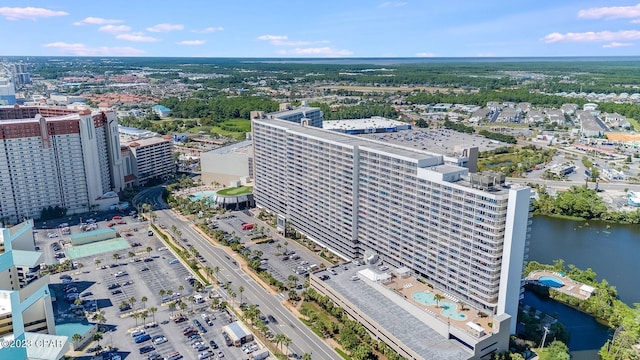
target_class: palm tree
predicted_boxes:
[175,229,182,240]
[159,289,166,300]
[211,298,220,310]
[213,266,220,284]
[434,293,445,308]
[179,302,187,312]
[72,333,82,346]
[188,296,195,312]
[146,246,153,257]
[238,286,244,304]
[178,285,184,293]
[129,296,137,310]
[274,333,286,353]
[168,302,176,316]
[283,241,289,254]
[140,310,148,327]
[276,243,282,254]
[282,336,292,355]
[141,296,148,309]
[205,267,213,281]
[93,333,103,350]
[171,225,178,237]
[132,312,140,327]
[302,353,312,360]
[94,258,102,269]
[149,307,158,324]
[228,289,236,305]
[166,289,173,297]
[112,253,120,264]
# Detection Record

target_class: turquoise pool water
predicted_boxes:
[538,275,564,288]
[412,291,468,320]
[190,190,217,201]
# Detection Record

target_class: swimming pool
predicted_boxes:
[538,275,564,288]
[190,190,217,201]
[411,291,468,320]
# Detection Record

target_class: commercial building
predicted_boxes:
[126,135,175,186]
[323,117,411,134]
[0,106,125,224]
[0,220,70,359]
[252,117,531,345]
[200,140,253,187]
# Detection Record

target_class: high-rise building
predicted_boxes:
[253,102,324,128]
[0,79,16,106]
[0,220,70,359]
[0,106,125,224]
[252,117,530,333]
[126,135,175,186]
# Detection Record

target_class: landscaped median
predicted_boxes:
[149,223,211,288]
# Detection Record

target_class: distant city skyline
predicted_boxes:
[1,1,640,57]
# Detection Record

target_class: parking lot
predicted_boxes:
[212,210,331,291]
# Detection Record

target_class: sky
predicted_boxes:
[2,1,640,57]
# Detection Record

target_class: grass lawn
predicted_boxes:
[216,185,253,196]
[300,302,334,327]
[186,118,252,140]
[627,117,640,132]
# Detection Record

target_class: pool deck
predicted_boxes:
[388,275,494,333]
[527,271,593,300]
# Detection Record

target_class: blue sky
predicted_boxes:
[2,1,640,57]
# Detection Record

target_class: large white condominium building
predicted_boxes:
[0,106,125,224]
[252,117,531,332]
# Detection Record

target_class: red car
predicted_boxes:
[113,215,122,220]
[107,222,115,227]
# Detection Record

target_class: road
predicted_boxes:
[507,177,633,191]
[133,187,340,359]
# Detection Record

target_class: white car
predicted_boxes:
[153,336,167,345]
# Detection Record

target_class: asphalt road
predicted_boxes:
[133,187,341,360]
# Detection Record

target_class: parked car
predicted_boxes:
[134,334,151,343]
[139,345,155,354]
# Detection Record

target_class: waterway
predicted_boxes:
[522,215,640,355]
[529,216,640,305]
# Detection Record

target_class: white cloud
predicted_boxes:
[146,23,184,32]
[99,25,131,34]
[378,1,407,8]
[257,34,329,46]
[603,42,634,48]
[43,42,145,56]
[0,6,68,20]
[73,17,123,26]
[177,40,206,46]
[116,33,159,42]
[543,30,640,43]
[416,52,436,57]
[277,47,353,57]
[578,3,640,21]
[192,26,224,34]
[257,34,288,41]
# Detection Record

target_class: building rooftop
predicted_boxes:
[9,250,43,268]
[315,264,473,360]
[323,117,409,131]
[267,105,320,118]
[359,128,507,156]
[25,332,70,360]
[69,227,116,241]
[129,135,171,147]
[202,140,252,156]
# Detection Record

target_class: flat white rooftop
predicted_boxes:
[323,117,410,131]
